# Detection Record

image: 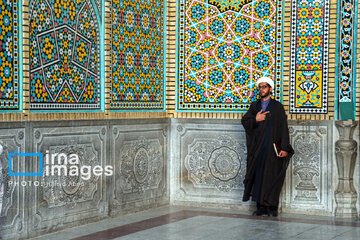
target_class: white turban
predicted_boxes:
[256,77,274,89]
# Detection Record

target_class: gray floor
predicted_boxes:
[31,206,360,240]
[113,215,360,240]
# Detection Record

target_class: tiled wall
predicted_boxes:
[0,0,359,121]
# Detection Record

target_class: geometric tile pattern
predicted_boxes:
[290,0,329,113]
[93,0,101,18]
[0,0,19,109]
[337,0,356,103]
[29,0,101,110]
[110,0,165,110]
[177,0,284,112]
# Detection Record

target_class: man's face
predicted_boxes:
[258,83,272,98]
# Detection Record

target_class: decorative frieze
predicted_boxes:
[292,133,321,201]
[172,120,247,204]
[110,123,168,214]
[0,127,26,239]
[41,144,100,209]
[184,135,245,192]
[117,136,163,194]
[30,124,107,235]
[283,122,332,213]
[0,120,169,238]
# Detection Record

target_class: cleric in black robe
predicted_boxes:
[241,77,294,217]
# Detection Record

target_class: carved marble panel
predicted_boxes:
[172,120,246,205]
[110,123,168,214]
[29,124,107,236]
[283,122,333,214]
[0,127,26,239]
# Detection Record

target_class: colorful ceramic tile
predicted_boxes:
[177,0,284,112]
[29,0,101,110]
[337,0,357,103]
[290,0,329,113]
[0,0,19,110]
[295,70,323,108]
[93,0,101,18]
[110,0,165,110]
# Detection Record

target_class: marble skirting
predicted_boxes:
[0,119,169,239]
[170,119,359,217]
[0,118,359,239]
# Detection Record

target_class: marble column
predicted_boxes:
[334,120,358,218]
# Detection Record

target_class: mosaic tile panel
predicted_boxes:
[177,0,284,112]
[337,0,357,103]
[29,0,101,110]
[110,0,165,110]
[93,0,101,18]
[290,0,330,113]
[0,0,19,110]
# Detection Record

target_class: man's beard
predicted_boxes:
[260,91,270,99]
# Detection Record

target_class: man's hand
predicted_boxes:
[278,151,288,158]
[256,109,269,122]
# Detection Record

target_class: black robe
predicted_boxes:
[241,98,294,207]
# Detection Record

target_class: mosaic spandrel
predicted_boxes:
[29,0,101,110]
[177,0,283,112]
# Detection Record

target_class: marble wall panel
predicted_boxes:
[283,121,333,214]
[171,119,247,206]
[28,123,108,237]
[0,118,355,239]
[110,122,168,215]
[0,126,26,239]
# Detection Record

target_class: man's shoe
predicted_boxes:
[267,207,278,217]
[252,206,268,216]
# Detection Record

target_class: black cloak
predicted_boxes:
[241,98,294,207]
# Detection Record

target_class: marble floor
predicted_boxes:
[29,206,360,240]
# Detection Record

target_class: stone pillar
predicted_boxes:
[334,120,358,218]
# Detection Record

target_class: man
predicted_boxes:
[241,77,294,217]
